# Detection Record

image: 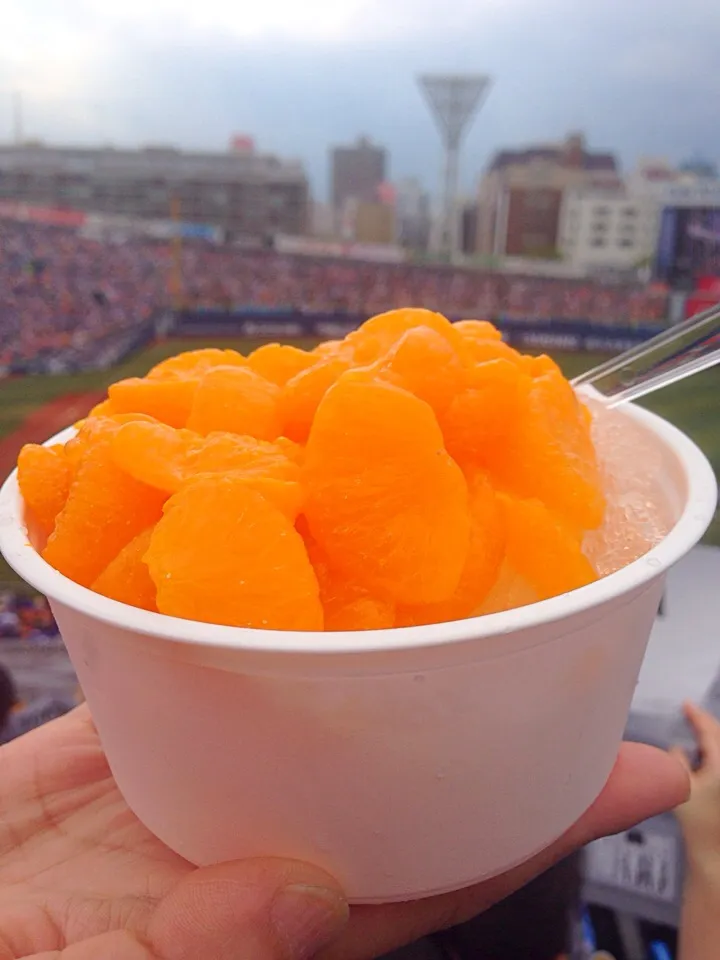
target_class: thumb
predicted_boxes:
[148,858,350,960]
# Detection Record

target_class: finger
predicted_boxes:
[21,930,155,959]
[683,702,720,769]
[319,742,689,960]
[149,858,349,960]
[564,742,689,841]
[669,745,692,775]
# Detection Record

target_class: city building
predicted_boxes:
[354,201,395,244]
[337,198,395,244]
[309,201,335,238]
[459,200,478,256]
[476,133,619,258]
[394,177,431,251]
[625,157,686,201]
[679,156,719,180]
[0,140,309,239]
[330,136,386,213]
[558,187,659,271]
[558,157,720,274]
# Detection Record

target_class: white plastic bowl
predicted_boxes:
[0,404,715,902]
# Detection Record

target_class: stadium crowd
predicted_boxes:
[0,590,58,641]
[0,221,160,369]
[179,246,668,323]
[0,220,669,369]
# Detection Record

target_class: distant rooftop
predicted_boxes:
[679,157,719,179]
[488,133,618,174]
[0,140,307,183]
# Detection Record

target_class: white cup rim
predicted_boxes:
[0,402,716,657]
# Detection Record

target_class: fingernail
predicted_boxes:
[271,883,349,959]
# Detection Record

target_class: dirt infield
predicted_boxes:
[0,391,104,478]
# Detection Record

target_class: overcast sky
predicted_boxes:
[1,0,719,201]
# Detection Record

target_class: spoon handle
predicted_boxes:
[570,300,720,407]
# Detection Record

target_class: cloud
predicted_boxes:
[0,0,718,200]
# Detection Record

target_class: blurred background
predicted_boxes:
[0,1,719,956]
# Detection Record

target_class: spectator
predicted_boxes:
[670,702,720,960]
[0,592,20,638]
[0,217,669,374]
[0,661,73,744]
[0,662,18,731]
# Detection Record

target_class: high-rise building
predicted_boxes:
[394,177,431,251]
[330,136,386,213]
[476,133,619,258]
[560,159,720,274]
[309,201,335,238]
[558,186,659,271]
[459,200,478,256]
[0,141,309,239]
[353,202,395,244]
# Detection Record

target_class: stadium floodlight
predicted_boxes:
[418,73,491,259]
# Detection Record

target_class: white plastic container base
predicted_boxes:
[0,404,715,903]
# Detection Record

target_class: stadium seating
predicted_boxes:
[0,220,669,373]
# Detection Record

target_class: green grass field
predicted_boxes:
[0,339,320,441]
[0,337,717,586]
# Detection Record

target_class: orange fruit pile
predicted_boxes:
[17,310,604,631]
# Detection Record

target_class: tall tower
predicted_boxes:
[418,74,491,258]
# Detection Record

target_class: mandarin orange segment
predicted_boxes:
[482,494,596,611]
[111,421,198,493]
[280,356,352,443]
[67,414,149,463]
[66,413,159,466]
[18,443,75,538]
[275,436,303,465]
[247,343,315,385]
[43,436,167,588]
[312,339,339,355]
[92,527,157,612]
[440,359,532,471]
[347,307,461,365]
[453,320,503,342]
[147,348,246,380]
[488,369,604,531]
[88,399,115,418]
[108,377,198,428]
[186,366,282,440]
[304,531,394,631]
[458,473,508,606]
[325,597,395,631]
[460,338,522,366]
[303,376,470,605]
[473,561,540,616]
[396,472,505,626]
[65,416,121,465]
[21,308,608,630]
[310,339,357,361]
[518,353,562,379]
[371,325,466,416]
[145,476,323,630]
[180,473,304,521]
[188,432,300,481]
[112,421,300,494]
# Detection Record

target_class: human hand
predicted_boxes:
[671,701,720,873]
[0,706,688,960]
